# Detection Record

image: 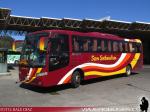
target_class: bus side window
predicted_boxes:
[101,40,108,52]
[119,42,123,52]
[108,41,112,52]
[92,39,98,52]
[124,42,128,52]
[129,43,133,52]
[131,42,141,53]
[78,38,84,52]
[83,38,89,51]
[61,35,69,52]
[101,40,105,52]
[136,43,142,52]
[97,39,102,52]
[73,37,79,52]
[129,43,136,53]
[113,41,119,52]
[87,38,93,52]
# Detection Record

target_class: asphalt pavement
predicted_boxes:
[0,66,150,111]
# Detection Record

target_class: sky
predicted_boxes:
[0,0,150,39]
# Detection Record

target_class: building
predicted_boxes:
[0,8,150,64]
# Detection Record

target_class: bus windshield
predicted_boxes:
[20,33,49,67]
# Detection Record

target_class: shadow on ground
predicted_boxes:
[19,73,138,94]
[82,72,138,85]
[20,83,73,95]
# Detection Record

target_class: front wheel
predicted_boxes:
[125,65,132,76]
[71,71,81,88]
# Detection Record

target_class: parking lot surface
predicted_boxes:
[0,66,150,109]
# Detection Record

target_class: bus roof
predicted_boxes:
[27,30,126,41]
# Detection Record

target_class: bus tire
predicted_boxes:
[71,71,81,88]
[125,65,132,76]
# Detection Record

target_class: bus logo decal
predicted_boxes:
[58,53,140,85]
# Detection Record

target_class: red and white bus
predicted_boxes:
[19,30,143,88]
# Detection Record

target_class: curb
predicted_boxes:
[0,72,11,76]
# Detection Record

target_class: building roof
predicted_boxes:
[1,8,150,36]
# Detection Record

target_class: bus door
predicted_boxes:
[49,34,69,71]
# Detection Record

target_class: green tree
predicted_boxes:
[0,36,14,49]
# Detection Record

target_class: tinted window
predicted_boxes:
[51,34,69,54]
[72,35,142,53]
[97,39,102,52]
[124,42,129,52]
[92,39,98,52]
[113,41,119,52]
[118,42,124,52]
[129,42,142,53]
[101,40,108,52]
[136,43,142,52]
[73,36,93,52]
[108,41,112,52]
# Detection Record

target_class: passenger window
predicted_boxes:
[73,37,79,52]
[97,39,102,52]
[50,34,69,53]
[129,42,142,53]
[101,40,105,51]
[83,39,89,51]
[119,42,123,52]
[72,36,98,52]
[129,43,136,52]
[88,39,93,52]
[92,39,97,52]
[113,41,119,52]
[73,36,91,52]
[101,40,108,52]
[124,42,128,52]
[136,43,142,53]
[108,41,112,52]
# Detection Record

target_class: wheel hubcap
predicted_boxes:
[127,67,131,75]
[75,74,80,84]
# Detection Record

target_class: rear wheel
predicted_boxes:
[71,71,81,88]
[125,65,132,76]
